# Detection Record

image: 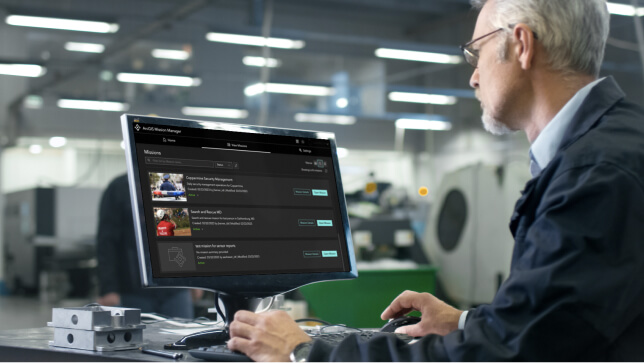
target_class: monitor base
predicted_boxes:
[165,293,266,350]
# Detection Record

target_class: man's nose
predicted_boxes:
[469,68,479,89]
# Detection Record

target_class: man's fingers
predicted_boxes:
[394,324,424,337]
[229,320,256,340]
[381,291,420,320]
[227,337,251,354]
[233,310,261,325]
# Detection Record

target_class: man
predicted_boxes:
[97,174,194,317]
[156,209,177,236]
[227,0,644,360]
[160,174,177,191]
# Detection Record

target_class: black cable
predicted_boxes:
[214,292,226,323]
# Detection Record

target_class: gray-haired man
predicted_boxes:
[227,1,644,360]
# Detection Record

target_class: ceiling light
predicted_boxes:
[151,49,190,60]
[49,137,67,148]
[116,72,201,87]
[206,32,305,49]
[395,118,452,131]
[57,99,129,112]
[6,15,119,33]
[375,48,462,64]
[120,141,125,150]
[245,83,334,97]
[388,92,457,105]
[23,95,43,109]
[242,56,282,68]
[29,144,43,154]
[295,113,356,125]
[335,97,349,108]
[182,106,249,119]
[0,64,46,77]
[337,147,349,159]
[65,42,105,53]
[606,2,644,16]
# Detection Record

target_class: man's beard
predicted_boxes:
[481,109,513,135]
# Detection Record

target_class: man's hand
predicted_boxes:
[227,310,312,362]
[381,290,462,337]
[97,292,121,306]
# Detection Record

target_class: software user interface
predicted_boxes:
[130,118,352,278]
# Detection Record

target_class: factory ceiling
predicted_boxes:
[0,0,642,152]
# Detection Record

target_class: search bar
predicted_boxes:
[145,157,214,168]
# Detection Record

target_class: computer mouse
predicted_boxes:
[380,315,422,333]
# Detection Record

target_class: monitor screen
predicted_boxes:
[121,114,357,300]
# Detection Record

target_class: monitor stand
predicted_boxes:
[164,293,266,350]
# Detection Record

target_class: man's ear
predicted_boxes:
[513,23,536,70]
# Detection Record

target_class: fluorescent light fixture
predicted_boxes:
[116,72,201,87]
[120,141,125,150]
[23,95,43,109]
[57,99,129,112]
[0,64,45,77]
[206,32,305,49]
[64,42,105,53]
[375,48,462,64]
[182,106,249,119]
[49,137,67,148]
[388,92,457,105]
[29,144,43,154]
[606,2,644,16]
[6,15,119,33]
[151,49,190,60]
[295,113,356,125]
[242,56,282,68]
[335,97,349,108]
[395,118,452,131]
[245,83,334,97]
[337,147,349,159]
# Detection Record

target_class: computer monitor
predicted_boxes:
[120,114,357,340]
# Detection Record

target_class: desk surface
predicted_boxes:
[0,325,207,362]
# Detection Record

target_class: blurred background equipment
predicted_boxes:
[422,162,531,308]
[4,187,101,300]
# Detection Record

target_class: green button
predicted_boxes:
[322,250,337,257]
[298,219,316,226]
[317,220,333,227]
[312,189,328,196]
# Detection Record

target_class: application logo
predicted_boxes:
[135,124,141,131]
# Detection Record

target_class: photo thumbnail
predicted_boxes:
[153,207,192,237]
[150,172,187,201]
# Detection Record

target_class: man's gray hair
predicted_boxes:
[471,0,609,77]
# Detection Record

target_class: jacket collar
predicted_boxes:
[557,76,625,152]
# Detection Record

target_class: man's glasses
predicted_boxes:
[459,26,538,69]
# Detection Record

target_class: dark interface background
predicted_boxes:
[131,122,351,278]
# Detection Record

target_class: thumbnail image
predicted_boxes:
[150,173,187,202]
[153,208,192,237]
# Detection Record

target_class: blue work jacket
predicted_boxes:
[309,77,644,361]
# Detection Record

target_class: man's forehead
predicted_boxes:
[472,1,494,38]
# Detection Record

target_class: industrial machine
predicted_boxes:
[4,187,101,296]
[422,162,531,308]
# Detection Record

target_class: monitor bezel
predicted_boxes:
[121,113,358,297]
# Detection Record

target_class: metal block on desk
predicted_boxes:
[47,306,145,351]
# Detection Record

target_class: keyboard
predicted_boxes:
[190,345,253,362]
[188,331,414,361]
